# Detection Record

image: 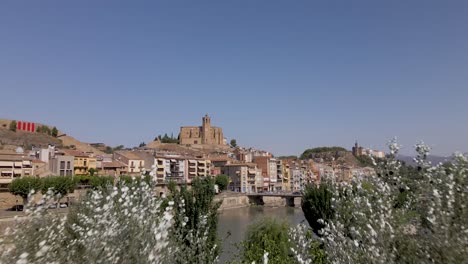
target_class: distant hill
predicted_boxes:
[300,146,360,167]
[396,154,453,166]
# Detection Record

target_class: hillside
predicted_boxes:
[0,119,103,155]
[0,129,62,150]
[59,135,105,155]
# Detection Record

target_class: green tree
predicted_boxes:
[230,139,237,148]
[104,146,113,154]
[51,126,58,137]
[238,218,293,264]
[138,142,146,148]
[301,183,334,236]
[9,120,17,132]
[41,176,76,198]
[215,174,229,191]
[8,177,42,205]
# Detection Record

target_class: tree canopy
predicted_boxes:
[155,133,179,144]
[300,146,348,159]
[215,174,229,191]
[9,177,42,200]
[230,139,237,148]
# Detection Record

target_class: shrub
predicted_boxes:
[238,217,293,264]
[311,139,468,263]
[0,180,176,263]
[9,120,17,132]
[168,177,221,263]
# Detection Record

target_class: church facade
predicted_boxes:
[179,115,225,145]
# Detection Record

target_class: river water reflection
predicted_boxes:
[217,206,307,263]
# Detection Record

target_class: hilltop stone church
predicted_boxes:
[179,115,225,145]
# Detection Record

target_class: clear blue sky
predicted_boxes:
[1,1,467,156]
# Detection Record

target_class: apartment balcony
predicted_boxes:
[168,171,184,178]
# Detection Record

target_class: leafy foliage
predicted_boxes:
[300,146,348,159]
[230,139,237,148]
[36,125,51,135]
[301,183,334,237]
[302,139,468,263]
[88,168,96,176]
[238,218,293,264]
[51,126,58,137]
[74,175,91,185]
[9,176,42,200]
[89,176,114,190]
[355,154,378,167]
[41,176,76,197]
[215,174,229,191]
[155,133,179,144]
[9,120,17,132]
[104,145,125,154]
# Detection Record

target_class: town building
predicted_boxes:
[179,115,225,145]
[222,163,260,193]
[30,145,56,163]
[187,158,211,180]
[114,151,145,176]
[253,156,278,191]
[282,162,291,191]
[49,154,74,176]
[32,160,48,176]
[0,151,34,187]
[352,141,385,159]
[99,161,127,177]
[154,156,187,183]
[152,156,212,183]
[62,150,97,175]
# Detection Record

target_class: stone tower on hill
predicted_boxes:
[179,115,225,145]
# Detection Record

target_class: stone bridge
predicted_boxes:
[246,193,302,207]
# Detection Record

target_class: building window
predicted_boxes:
[67,161,71,169]
[60,170,65,176]
[84,160,87,166]
[60,161,65,170]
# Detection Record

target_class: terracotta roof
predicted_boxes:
[102,161,127,168]
[32,159,46,164]
[61,149,89,157]
[116,151,144,160]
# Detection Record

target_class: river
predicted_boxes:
[217,206,307,263]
